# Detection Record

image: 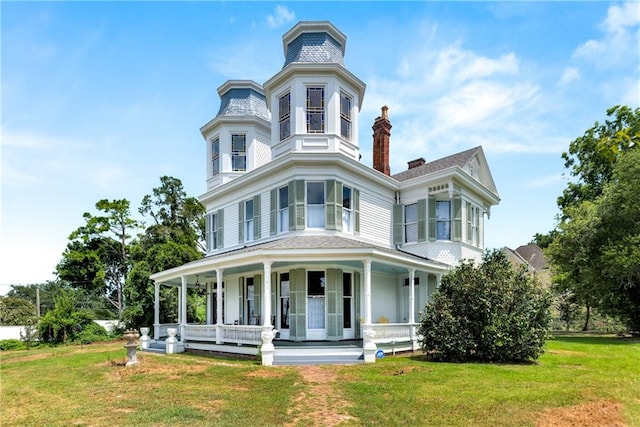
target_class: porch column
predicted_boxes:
[153,281,160,339]
[180,275,187,340]
[408,269,416,323]
[363,259,372,324]
[216,268,224,344]
[261,261,275,366]
[408,269,417,351]
[206,282,213,325]
[362,258,377,363]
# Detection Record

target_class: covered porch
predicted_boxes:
[147,236,448,365]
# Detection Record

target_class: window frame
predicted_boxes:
[244,199,254,242]
[340,92,352,140]
[211,137,220,176]
[306,181,325,229]
[404,203,419,243]
[306,87,325,134]
[231,133,246,172]
[279,92,291,141]
[436,200,452,240]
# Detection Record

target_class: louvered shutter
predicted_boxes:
[253,194,261,239]
[326,179,337,230]
[238,202,244,243]
[270,189,277,236]
[254,274,261,321]
[428,196,436,241]
[289,269,306,341]
[418,198,427,242]
[354,271,361,339]
[453,197,462,241]
[354,188,360,234]
[326,269,343,341]
[393,204,403,245]
[217,208,224,248]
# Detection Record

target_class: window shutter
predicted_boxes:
[289,269,306,341]
[205,213,212,251]
[466,202,472,242]
[393,204,403,245]
[326,269,343,341]
[326,179,337,230]
[428,196,436,241]
[253,194,261,239]
[417,198,427,242]
[238,202,244,243]
[217,208,224,248]
[353,271,361,339]
[335,181,343,232]
[238,277,244,324]
[295,179,305,230]
[453,197,462,241]
[354,188,360,234]
[254,274,262,320]
[288,180,295,231]
[270,189,277,236]
[271,272,277,326]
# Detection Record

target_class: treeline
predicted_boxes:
[0,176,205,343]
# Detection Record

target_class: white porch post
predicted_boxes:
[261,261,275,366]
[180,275,187,340]
[153,281,160,339]
[362,258,377,363]
[216,268,224,344]
[408,269,417,351]
[206,281,213,325]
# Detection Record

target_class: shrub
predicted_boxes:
[418,249,552,362]
[0,339,26,351]
[75,322,110,344]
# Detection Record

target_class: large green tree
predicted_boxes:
[548,106,640,333]
[124,177,204,329]
[57,199,140,319]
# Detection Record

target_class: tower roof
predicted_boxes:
[216,80,270,121]
[282,21,346,67]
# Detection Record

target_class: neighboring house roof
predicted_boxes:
[515,244,548,271]
[392,146,481,182]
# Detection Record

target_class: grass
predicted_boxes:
[1,334,638,426]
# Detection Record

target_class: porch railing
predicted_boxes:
[369,323,415,344]
[179,324,263,346]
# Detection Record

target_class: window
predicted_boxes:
[278,186,289,233]
[342,186,353,232]
[436,201,451,240]
[404,203,418,243]
[306,87,325,133]
[232,134,246,171]
[211,137,220,175]
[244,199,254,242]
[470,205,480,246]
[245,277,255,325]
[279,92,291,141]
[307,271,325,329]
[340,92,352,140]
[306,182,325,228]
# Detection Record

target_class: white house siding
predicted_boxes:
[358,190,392,245]
[254,131,272,169]
[225,275,241,325]
[260,189,270,239]
[224,204,240,249]
[371,272,399,323]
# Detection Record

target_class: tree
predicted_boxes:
[123,177,204,329]
[418,250,552,362]
[0,296,37,326]
[57,199,140,319]
[557,105,639,214]
[38,289,94,344]
[549,106,640,333]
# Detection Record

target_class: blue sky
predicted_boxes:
[1,2,639,292]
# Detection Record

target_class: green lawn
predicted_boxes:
[1,334,638,426]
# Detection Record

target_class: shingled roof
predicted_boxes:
[515,244,548,271]
[392,146,481,182]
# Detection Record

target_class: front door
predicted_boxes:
[307,271,326,340]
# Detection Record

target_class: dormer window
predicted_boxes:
[306,87,325,133]
[340,92,352,140]
[279,92,291,141]
[211,137,220,176]
[232,134,246,171]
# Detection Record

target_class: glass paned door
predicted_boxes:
[307,271,326,339]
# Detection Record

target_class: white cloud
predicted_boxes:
[602,2,640,35]
[266,5,295,29]
[560,67,580,85]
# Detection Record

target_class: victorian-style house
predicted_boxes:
[146,21,500,365]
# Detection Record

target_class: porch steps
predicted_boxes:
[144,341,167,354]
[273,344,364,365]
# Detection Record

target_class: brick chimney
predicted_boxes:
[372,105,391,176]
[407,158,426,169]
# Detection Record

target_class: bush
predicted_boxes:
[418,249,552,362]
[75,322,110,344]
[0,339,26,351]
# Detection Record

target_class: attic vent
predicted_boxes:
[407,158,426,169]
[428,183,449,193]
